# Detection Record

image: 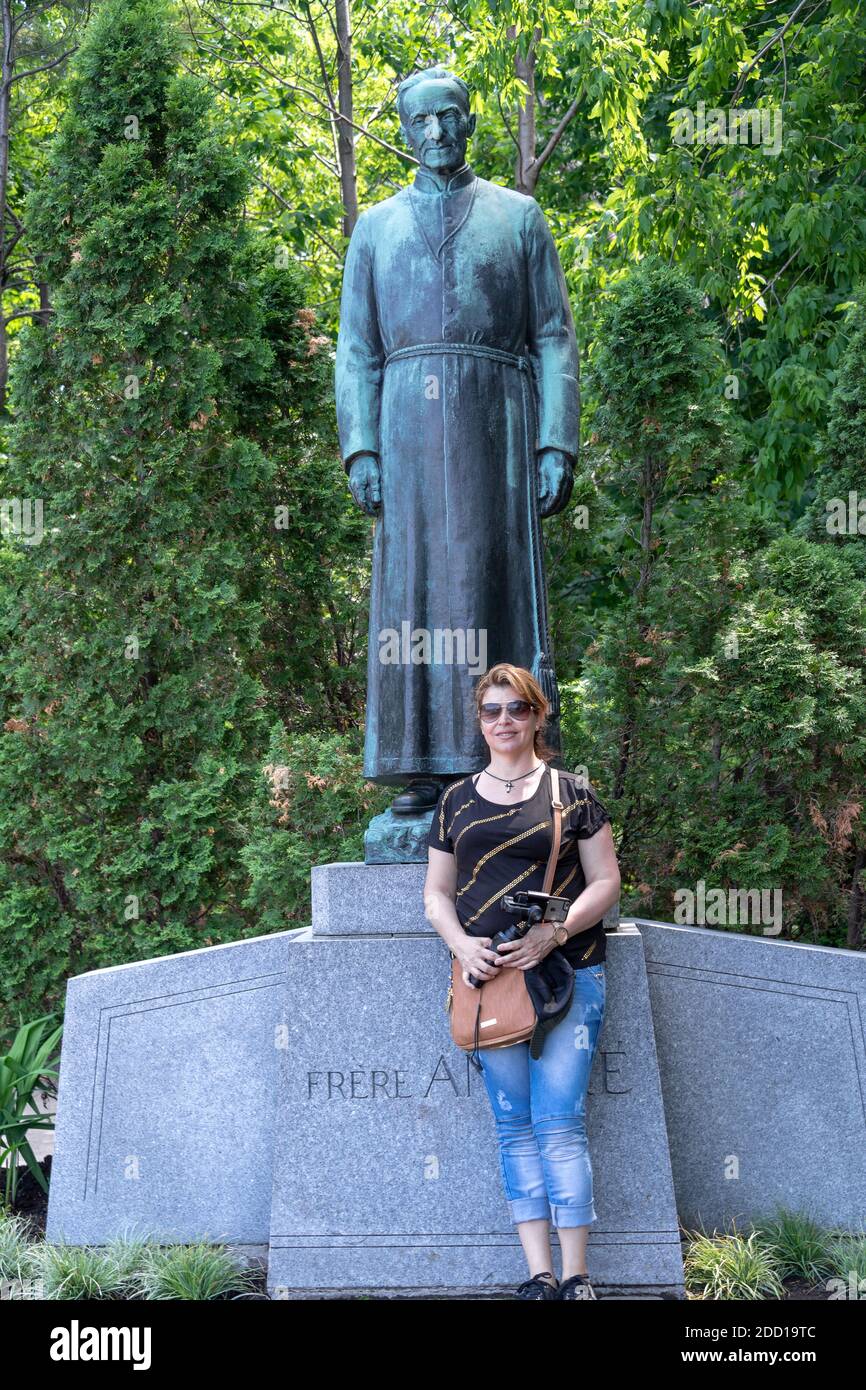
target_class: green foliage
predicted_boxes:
[562,261,865,947]
[683,1223,788,1301]
[0,1207,41,1283]
[0,0,282,1034]
[0,1215,261,1298]
[124,1238,259,1300]
[588,254,744,494]
[683,1207,866,1299]
[32,1232,153,1299]
[572,0,866,508]
[229,239,371,730]
[0,1014,61,1207]
[26,1228,258,1299]
[826,1233,866,1285]
[576,503,866,943]
[796,292,866,551]
[240,726,391,931]
[750,1206,839,1284]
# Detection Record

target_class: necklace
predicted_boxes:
[481,761,545,794]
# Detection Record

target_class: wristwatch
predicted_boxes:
[551,923,570,948]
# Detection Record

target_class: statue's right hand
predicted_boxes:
[347,454,382,515]
[458,936,503,987]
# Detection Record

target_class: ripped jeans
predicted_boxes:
[477,961,606,1228]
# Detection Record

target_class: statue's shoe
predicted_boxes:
[390,779,443,815]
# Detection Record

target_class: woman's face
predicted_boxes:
[479,682,538,759]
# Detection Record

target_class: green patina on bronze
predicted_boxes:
[335,66,579,795]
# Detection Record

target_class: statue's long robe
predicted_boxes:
[335,162,579,783]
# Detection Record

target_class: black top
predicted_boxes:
[426,764,613,970]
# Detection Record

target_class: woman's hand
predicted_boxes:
[494,923,557,970]
[458,936,504,987]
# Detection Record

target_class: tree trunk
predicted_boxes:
[613,455,660,801]
[710,727,722,795]
[38,279,51,326]
[510,27,540,194]
[335,0,358,236]
[847,844,864,948]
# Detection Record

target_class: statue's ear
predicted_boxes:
[467,112,477,138]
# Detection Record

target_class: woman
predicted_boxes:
[424,662,621,1300]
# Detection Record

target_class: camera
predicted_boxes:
[466,890,571,988]
[502,890,570,925]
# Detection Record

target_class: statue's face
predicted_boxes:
[400,78,476,174]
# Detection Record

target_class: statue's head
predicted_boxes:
[397,67,476,174]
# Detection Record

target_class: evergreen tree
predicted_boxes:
[0,0,277,1032]
[797,291,866,569]
[577,257,744,811]
[230,243,370,732]
[565,262,866,947]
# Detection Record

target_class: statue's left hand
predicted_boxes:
[347,453,382,515]
[536,448,574,517]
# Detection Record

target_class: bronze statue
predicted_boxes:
[335,65,578,826]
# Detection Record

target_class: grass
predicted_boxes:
[0,1208,262,1300]
[683,1222,787,1300]
[751,1205,839,1282]
[3,1201,864,1300]
[132,1240,262,1300]
[0,1209,40,1286]
[683,1204,866,1300]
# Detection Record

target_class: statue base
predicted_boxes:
[364,808,432,864]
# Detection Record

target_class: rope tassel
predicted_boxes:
[533,652,560,720]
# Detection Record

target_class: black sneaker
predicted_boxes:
[515,1270,559,1300]
[556,1273,597,1300]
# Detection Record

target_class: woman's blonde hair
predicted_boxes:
[473,663,557,764]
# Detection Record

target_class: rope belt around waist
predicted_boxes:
[383,341,529,372]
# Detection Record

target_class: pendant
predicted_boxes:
[505,781,513,792]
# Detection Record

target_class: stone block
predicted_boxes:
[267,887,682,1292]
[45,930,311,1249]
[632,917,866,1233]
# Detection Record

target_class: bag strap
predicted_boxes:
[542,765,564,894]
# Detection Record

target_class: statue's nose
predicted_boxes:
[424,114,442,140]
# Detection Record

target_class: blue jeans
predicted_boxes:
[477,961,606,1228]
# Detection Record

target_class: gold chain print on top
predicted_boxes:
[446,798,479,844]
[456,818,553,898]
[452,805,515,854]
[553,861,580,897]
[463,861,546,927]
[436,777,469,845]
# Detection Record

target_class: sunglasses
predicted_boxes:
[478,699,535,723]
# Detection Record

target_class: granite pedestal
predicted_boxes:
[44,865,866,1295]
[266,863,683,1293]
[632,917,866,1234]
[45,930,311,1252]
